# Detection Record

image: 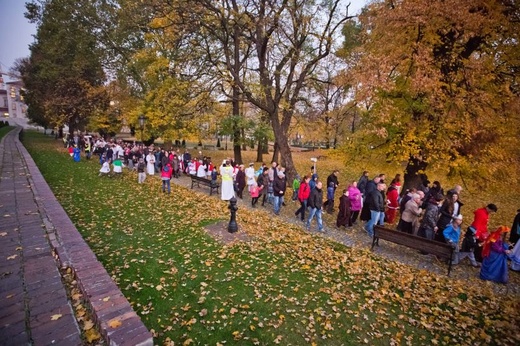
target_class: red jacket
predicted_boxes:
[471,207,490,241]
[161,164,173,179]
[298,182,310,202]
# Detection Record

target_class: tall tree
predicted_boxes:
[22,0,107,132]
[146,0,351,179]
[349,0,520,188]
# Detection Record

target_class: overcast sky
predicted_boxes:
[0,0,367,81]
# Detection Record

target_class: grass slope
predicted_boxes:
[23,132,519,346]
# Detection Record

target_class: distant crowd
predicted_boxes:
[65,133,520,284]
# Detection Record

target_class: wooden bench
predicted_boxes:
[372,225,454,276]
[190,174,220,196]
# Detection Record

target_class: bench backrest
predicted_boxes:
[374,225,453,258]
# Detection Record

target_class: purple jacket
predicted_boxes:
[348,186,362,211]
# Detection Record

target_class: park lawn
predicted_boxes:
[0,126,14,141]
[24,131,519,346]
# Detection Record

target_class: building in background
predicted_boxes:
[0,74,33,128]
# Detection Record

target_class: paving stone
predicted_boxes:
[0,128,151,345]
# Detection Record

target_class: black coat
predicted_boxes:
[273,175,287,197]
[366,189,385,212]
[461,229,477,252]
[308,188,323,209]
[327,173,339,190]
[336,195,351,227]
[510,211,520,244]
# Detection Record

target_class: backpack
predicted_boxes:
[163,165,170,173]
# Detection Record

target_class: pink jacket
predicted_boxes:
[250,186,260,198]
[348,186,362,211]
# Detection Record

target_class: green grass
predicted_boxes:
[0,126,15,141]
[23,131,519,345]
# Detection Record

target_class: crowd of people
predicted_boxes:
[66,134,520,284]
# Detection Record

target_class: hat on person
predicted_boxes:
[487,204,498,212]
[249,162,254,166]
[454,214,463,221]
[222,159,227,164]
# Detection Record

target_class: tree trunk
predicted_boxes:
[278,139,297,183]
[271,142,280,164]
[232,17,243,164]
[402,155,428,196]
[256,139,263,162]
[262,137,269,154]
[241,128,247,151]
[233,133,242,164]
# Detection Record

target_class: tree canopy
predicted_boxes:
[342,0,520,183]
[22,0,108,132]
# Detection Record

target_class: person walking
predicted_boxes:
[137,158,146,183]
[364,183,386,237]
[306,181,324,232]
[146,151,155,175]
[336,189,352,228]
[161,162,173,194]
[220,160,235,201]
[348,181,362,225]
[273,171,287,215]
[471,203,498,262]
[295,176,311,222]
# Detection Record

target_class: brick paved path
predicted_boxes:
[0,128,152,345]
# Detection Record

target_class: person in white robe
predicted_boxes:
[220,160,235,201]
[245,163,256,191]
[146,152,155,175]
[510,240,520,271]
[197,161,207,178]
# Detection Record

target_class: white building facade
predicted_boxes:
[0,76,32,127]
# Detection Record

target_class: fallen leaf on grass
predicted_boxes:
[51,314,62,320]
[156,284,163,291]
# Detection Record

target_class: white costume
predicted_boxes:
[220,164,235,201]
[245,164,255,189]
[197,163,206,178]
[510,241,520,271]
[99,162,110,174]
[146,153,155,175]
[188,161,197,175]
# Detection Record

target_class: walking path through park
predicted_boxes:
[0,128,152,345]
[172,172,520,295]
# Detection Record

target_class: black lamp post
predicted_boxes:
[138,114,146,142]
[228,197,238,233]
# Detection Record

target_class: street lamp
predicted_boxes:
[138,114,146,142]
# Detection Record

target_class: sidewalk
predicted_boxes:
[0,128,152,345]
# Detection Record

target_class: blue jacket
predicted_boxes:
[443,224,461,244]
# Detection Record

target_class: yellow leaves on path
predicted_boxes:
[108,318,122,329]
[83,320,94,331]
[50,314,62,320]
[85,328,101,343]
